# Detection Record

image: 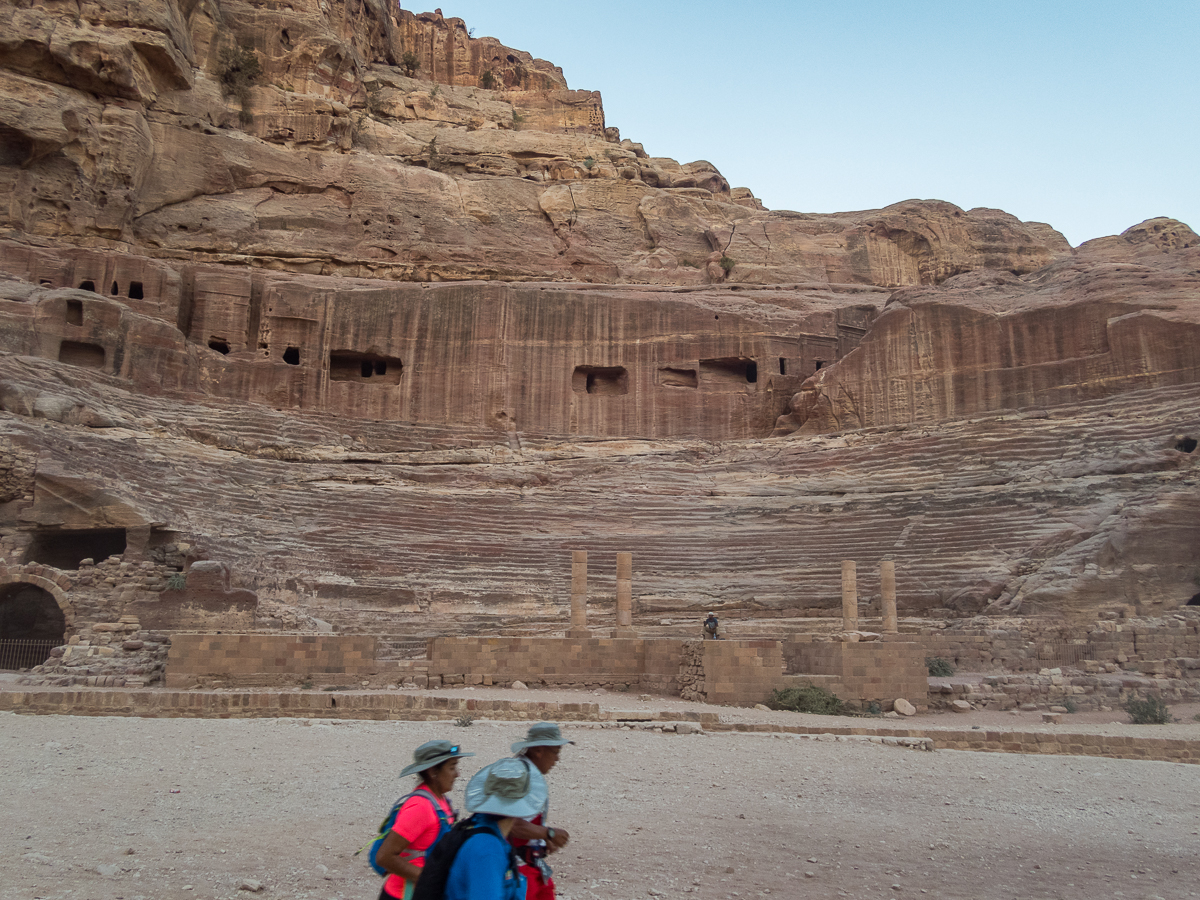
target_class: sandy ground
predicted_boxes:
[2,693,1200,900]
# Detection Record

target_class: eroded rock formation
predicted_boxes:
[0,1,1197,651]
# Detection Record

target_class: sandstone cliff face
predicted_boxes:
[0,1,1068,287]
[0,1,1197,633]
[773,221,1200,435]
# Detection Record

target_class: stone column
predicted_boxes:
[568,550,589,638]
[615,551,635,637]
[841,559,858,631]
[881,559,898,634]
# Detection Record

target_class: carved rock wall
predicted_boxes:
[775,227,1200,434]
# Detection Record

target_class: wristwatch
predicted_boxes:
[546,828,556,841]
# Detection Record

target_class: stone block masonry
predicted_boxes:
[783,638,927,707]
[427,637,684,693]
[165,634,377,688]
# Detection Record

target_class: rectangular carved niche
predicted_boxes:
[329,351,404,384]
[657,367,698,388]
[700,357,757,388]
[572,366,628,395]
[58,341,105,369]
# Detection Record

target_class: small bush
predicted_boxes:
[926,657,955,677]
[1123,695,1174,724]
[479,69,496,89]
[166,572,187,591]
[583,157,595,170]
[454,714,475,727]
[217,43,262,104]
[765,683,844,716]
[300,679,313,690]
[718,256,735,272]
[400,51,419,77]
[1062,697,1078,714]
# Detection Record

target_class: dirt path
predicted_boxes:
[3,709,1198,900]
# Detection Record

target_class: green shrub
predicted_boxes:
[718,256,735,272]
[1062,697,1078,714]
[166,572,187,591]
[217,43,262,104]
[1123,695,1174,724]
[454,714,475,727]
[765,683,844,716]
[300,678,313,690]
[479,69,496,89]
[401,51,419,77]
[583,157,595,170]
[926,657,955,677]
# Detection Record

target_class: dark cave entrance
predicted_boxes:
[1187,593,1200,607]
[0,584,65,670]
[25,528,127,570]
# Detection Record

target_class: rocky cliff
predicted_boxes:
[0,1,1196,637]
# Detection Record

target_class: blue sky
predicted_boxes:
[411,1,1199,247]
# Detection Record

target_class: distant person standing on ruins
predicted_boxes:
[375,740,474,900]
[703,613,720,639]
[509,722,574,900]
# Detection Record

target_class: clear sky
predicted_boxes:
[411,1,1199,247]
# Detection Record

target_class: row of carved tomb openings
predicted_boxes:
[573,359,763,395]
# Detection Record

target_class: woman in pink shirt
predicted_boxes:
[376,740,474,900]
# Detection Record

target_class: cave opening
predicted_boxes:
[572,366,628,395]
[283,347,301,365]
[128,281,144,300]
[78,281,95,292]
[1176,437,1197,453]
[209,340,230,355]
[58,341,105,369]
[699,357,758,386]
[66,300,83,326]
[329,351,403,383]
[1188,593,1200,607]
[25,528,127,570]
[0,584,65,669]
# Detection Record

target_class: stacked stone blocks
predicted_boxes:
[165,634,376,687]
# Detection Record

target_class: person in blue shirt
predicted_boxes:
[446,757,549,900]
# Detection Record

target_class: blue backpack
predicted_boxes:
[361,787,456,878]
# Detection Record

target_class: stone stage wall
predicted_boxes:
[164,633,378,688]
[783,638,928,707]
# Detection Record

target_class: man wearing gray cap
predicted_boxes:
[508,722,574,900]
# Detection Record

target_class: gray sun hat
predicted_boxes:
[398,739,474,778]
[510,721,576,754]
[464,758,548,818]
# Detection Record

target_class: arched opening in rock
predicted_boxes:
[779,358,787,375]
[1188,592,1200,607]
[111,281,119,295]
[78,281,95,292]
[25,528,127,570]
[1176,437,1197,453]
[283,347,300,365]
[209,340,230,355]
[0,583,65,670]
[128,281,144,300]
[814,360,825,370]
[58,341,105,369]
[66,300,83,326]
[573,366,628,395]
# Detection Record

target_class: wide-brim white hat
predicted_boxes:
[465,758,548,818]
